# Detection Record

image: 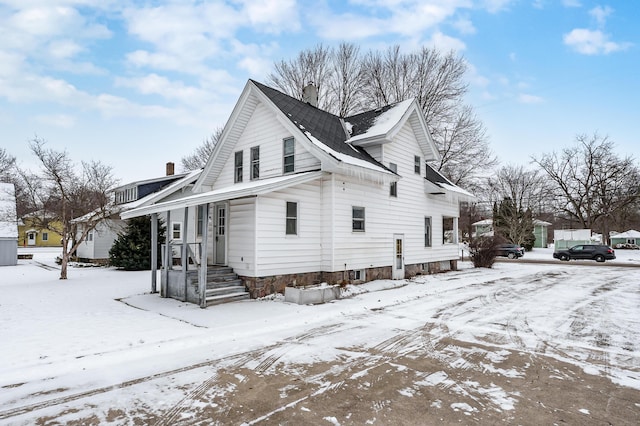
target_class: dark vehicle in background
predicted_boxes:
[495,244,525,259]
[553,244,616,263]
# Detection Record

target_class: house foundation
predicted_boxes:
[240,259,458,299]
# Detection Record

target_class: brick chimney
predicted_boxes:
[166,162,175,176]
[302,82,318,107]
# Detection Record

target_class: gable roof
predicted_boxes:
[612,229,640,239]
[195,80,441,191]
[425,164,474,199]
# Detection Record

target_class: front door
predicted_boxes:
[393,234,404,279]
[27,232,36,246]
[214,203,226,265]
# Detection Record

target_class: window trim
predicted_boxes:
[250,146,260,180]
[352,206,365,232]
[286,201,298,235]
[42,232,49,241]
[234,150,243,183]
[414,155,421,174]
[283,137,295,174]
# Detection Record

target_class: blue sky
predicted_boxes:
[0,0,637,184]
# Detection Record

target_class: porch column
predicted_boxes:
[199,203,210,308]
[162,210,170,297]
[182,206,189,302]
[151,213,158,293]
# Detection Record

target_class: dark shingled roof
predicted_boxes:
[251,80,388,170]
[345,104,396,138]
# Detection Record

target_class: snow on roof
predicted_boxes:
[0,182,18,239]
[121,169,202,210]
[611,229,640,239]
[472,219,493,226]
[345,98,414,144]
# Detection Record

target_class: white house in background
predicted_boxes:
[0,182,18,266]
[122,80,474,307]
[472,218,552,248]
[610,230,640,248]
[73,165,201,262]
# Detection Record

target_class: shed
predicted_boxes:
[0,183,18,266]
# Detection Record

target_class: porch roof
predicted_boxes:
[121,170,325,219]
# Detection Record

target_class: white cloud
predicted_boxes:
[35,113,76,128]
[483,0,515,13]
[238,0,300,33]
[47,39,83,59]
[589,5,613,28]
[562,0,582,7]
[426,31,466,52]
[114,74,210,105]
[452,16,476,35]
[563,28,631,55]
[518,93,543,104]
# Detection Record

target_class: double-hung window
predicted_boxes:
[234,151,243,183]
[286,201,297,235]
[283,138,295,173]
[414,155,421,174]
[250,146,260,180]
[196,205,205,238]
[389,163,398,197]
[425,217,432,247]
[172,222,182,241]
[352,207,365,232]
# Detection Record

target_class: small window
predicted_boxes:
[196,205,205,237]
[414,156,421,174]
[42,232,49,241]
[86,231,93,242]
[283,138,295,173]
[250,146,260,180]
[425,217,432,247]
[234,151,243,183]
[172,222,182,241]
[352,206,365,232]
[286,201,297,235]
[389,163,397,197]
[353,269,365,281]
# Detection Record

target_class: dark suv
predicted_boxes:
[495,244,525,259]
[553,244,616,263]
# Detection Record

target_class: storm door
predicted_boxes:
[214,203,227,265]
[393,234,405,279]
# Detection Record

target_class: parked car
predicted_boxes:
[553,244,616,263]
[495,244,525,259]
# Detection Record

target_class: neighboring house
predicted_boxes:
[0,183,18,266]
[122,80,473,306]
[610,230,640,248]
[472,218,551,248]
[553,229,597,250]
[18,215,64,247]
[73,165,201,262]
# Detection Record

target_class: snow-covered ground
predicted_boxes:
[1,247,639,424]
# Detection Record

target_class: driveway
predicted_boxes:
[2,262,639,425]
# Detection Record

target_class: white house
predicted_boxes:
[122,80,473,306]
[73,166,201,262]
[0,182,18,266]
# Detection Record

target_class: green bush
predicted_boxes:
[109,216,165,270]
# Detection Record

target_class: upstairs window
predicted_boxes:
[389,163,398,197]
[250,146,260,180]
[286,201,298,235]
[234,151,243,183]
[352,207,365,232]
[172,222,182,241]
[283,138,295,173]
[414,156,421,174]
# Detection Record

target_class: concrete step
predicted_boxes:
[205,285,248,298]
[207,279,243,290]
[206,292,250,306]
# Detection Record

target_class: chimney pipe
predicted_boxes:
[302,82,318,108]
[166,162,175,176]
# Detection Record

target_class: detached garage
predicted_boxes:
[0,183,18,266]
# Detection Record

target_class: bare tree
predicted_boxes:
[486,164,551,215]
[433,105,497,190]
[180,127,224,172]
[0,148,16,183]
[18,137,118,279]
[267,43,492,189]
[532,133,640,242]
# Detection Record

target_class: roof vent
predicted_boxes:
[302,82,318,108]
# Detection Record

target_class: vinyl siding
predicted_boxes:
[228,198,256,276]
[212,102,320,192]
